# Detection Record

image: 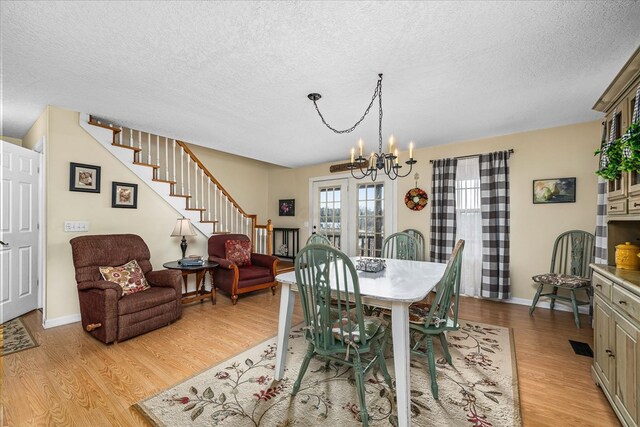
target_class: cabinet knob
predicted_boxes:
[595,284,602,288]
[610,205,617,210]
[634,202,640,207]
[618,300,628,305]
[605,349,611,354]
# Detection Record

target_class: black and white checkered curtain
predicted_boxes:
[595,121,609,264]
[479,151,511,299]
[430,158,457,262]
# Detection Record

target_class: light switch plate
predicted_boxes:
[64,221,90,232]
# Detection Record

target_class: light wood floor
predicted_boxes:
[2,290,621,426]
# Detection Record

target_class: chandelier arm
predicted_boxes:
[310,75,383,134]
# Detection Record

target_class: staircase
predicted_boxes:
[80,113,273,254]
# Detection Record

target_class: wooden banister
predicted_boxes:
[87,116,271,238]
[176,141,252,218]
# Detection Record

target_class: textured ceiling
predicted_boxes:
[2,1,640,167]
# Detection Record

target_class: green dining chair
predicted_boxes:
[529,230,595,328]
[382,232,421,261]
[402,228,426,261]
[305,233,332,246]
[405,239,465,400]
[292,244,393,426]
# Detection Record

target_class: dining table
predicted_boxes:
[274,257,447,427]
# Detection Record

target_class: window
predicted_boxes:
[357,183,384,257]
[318,186,342,249]
[455,157,482,297]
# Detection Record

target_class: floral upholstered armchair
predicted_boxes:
[207,234,279,304]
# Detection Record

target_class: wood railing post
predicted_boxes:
[266,219,273,256]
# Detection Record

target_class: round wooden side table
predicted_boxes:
[163,260,219,304]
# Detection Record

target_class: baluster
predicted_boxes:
[201,169,204,211]
[180,147,184,195]
[193,159,198,208]
[207,180,211,221]
[172,140,176,183]
[119,127,123,146]
[212,186,217,222]
[164,137,169,181]
[219,189,223,229]
[156,135,160,168]
[138,128,142,151]
[225,198,229,232]
[147,133,151,165]
[187,155,191,197]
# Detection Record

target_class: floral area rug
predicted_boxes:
[1,317,39,356]
[134,320,521,426]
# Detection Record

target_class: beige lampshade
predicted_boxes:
[170,218,196,237]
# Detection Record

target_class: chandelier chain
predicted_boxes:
[310,75,383,136]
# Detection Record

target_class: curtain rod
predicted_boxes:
[429,149,514,163]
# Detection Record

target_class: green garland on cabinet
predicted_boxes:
[595,121,640,181]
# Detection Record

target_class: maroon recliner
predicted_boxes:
[208,234,279,305]
[70,234,182,343]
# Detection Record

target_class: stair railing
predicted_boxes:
[88,116,272,254]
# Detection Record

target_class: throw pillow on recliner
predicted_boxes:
[224,239,252,267]
[99,259,150,295]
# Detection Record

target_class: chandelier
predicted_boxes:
[308,73,416,181]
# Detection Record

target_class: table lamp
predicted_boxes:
[171,217,196,259]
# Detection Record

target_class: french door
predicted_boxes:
[311,175,395,257]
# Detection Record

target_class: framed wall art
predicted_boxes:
[533,177,576,204]
[69,162,101,193]
[112,182,138,208]
[279,199,295,216]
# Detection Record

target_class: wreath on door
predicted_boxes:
[404,187,428,211]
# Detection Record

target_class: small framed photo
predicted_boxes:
[533,177,576,204]
[112,182,138,208]
[279,199,295,216]
[69,162,101,193]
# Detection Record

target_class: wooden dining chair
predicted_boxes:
[529,230,595,328]
[382,232,421,261]
[402,228,426,261]
[305,233,332,246]
[405,239,465,399]
[292,244,393,426]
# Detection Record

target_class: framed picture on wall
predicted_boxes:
[279,199,295,216]
[69,162,101,193]
[533,177,576,204]
[112,182,138,208]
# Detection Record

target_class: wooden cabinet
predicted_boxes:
[591,266,640,427]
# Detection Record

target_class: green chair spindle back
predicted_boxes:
[550,230,595,278]
[305,233,333,247]
[423,239,465,331]
[382,232,421,261]
[402,228,426,261]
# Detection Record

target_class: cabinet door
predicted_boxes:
[629,171,640,196]
[594,295,616,393]
[614,313,639,427]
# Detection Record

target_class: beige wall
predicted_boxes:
[267,120,601,301]
[39,106,271,322]
[1,135,23,146]
[31,105,600,321]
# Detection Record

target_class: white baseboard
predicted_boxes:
[502,296,590,314]
[43,314,81,329]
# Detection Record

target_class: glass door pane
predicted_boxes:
[356,182,384,257]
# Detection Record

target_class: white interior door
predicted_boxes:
[1,141,40,323]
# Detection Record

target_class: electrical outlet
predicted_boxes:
[64,221,90,232]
